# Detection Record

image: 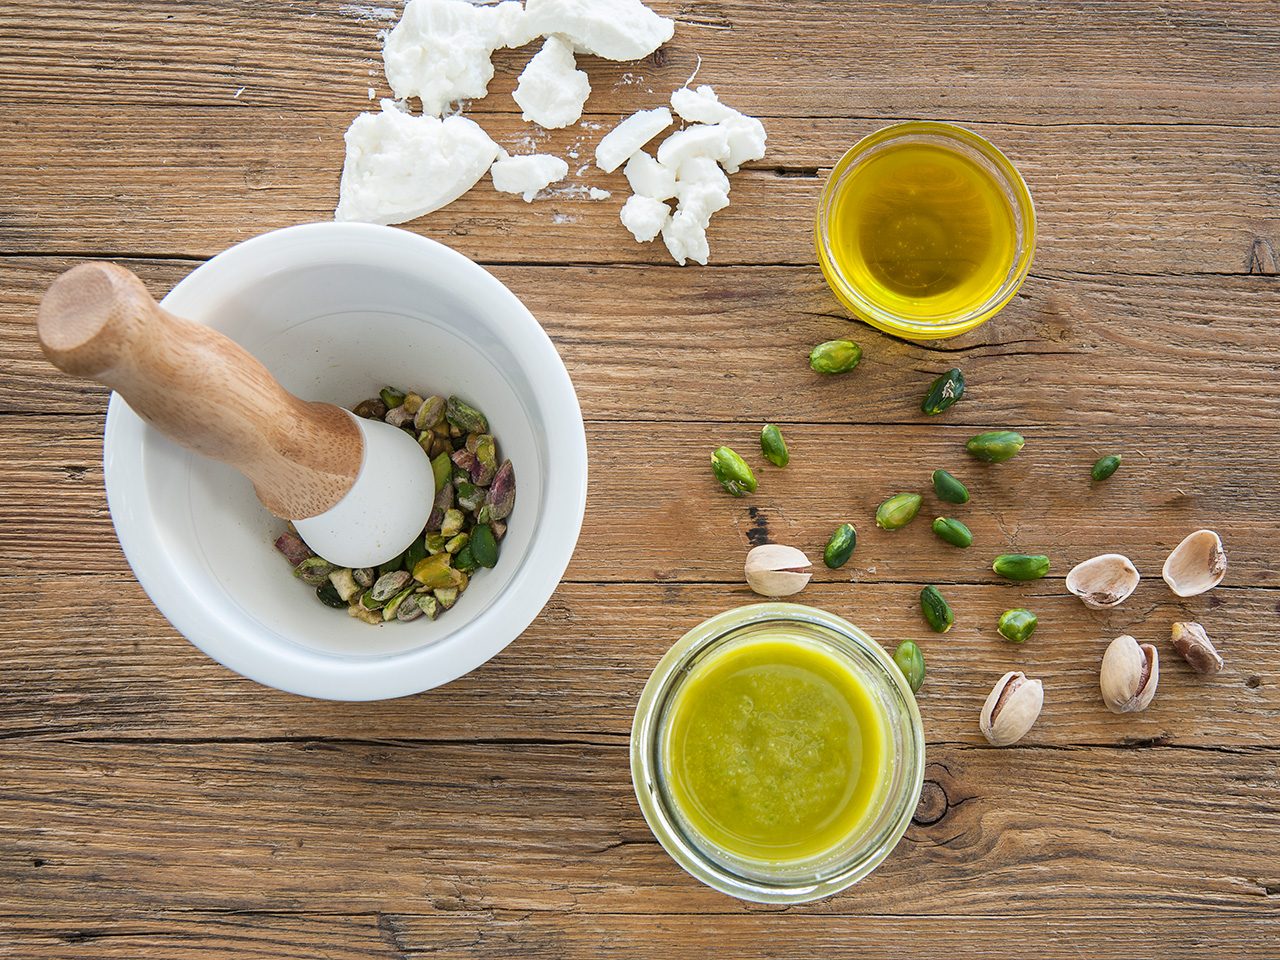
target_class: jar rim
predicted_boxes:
[630,603,926,903]
[814,120,1037,341]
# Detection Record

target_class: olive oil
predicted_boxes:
[826,139,1019,324]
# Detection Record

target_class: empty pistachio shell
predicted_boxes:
[1171,621,1223,676]
[744,544,812,597]
[979,671,1044,746]
[1065,553,1140,608]
[1162,529,1227,597]
[1100,635,1159,714]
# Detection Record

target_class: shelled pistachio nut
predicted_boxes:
[809,339,862,374]
[979,671,1044,746]
[760,424,789,467]
[997,608,1038,643]
[920,585,954,633]
[893,640,925,694]
[966,430,1025,463]
[1100,635,1159,714]
[993,553,1051,581]
[823,523,857,569]
[1170,621,1223,676]
[921,368,965,416]
[1065,553,1140,609]
[932,516,973,548]
[1162,529,1227,597]
[876,493,923,530]
[1091,454,1122,481]
[931,469,970,505]
[711,446,758,497]
[744,544,812,598]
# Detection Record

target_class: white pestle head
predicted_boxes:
[294,414,435,569]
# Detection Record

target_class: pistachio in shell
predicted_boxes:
[979,671,1044,746]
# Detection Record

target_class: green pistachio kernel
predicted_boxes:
[966,431,1025,463]
[992,554,1051,581]
[1091,454,1122,481]
[760,424,789,467]
[931,516,973,548]
[823,523,857,569]
[893,640,925,694]
[445,396,489,434]
[931,469,971,504]
[470,523,499,569]
[315,582,347,609]
[809,339,863,374]
[875,493,922,530]
[711,446,758,497]
[920,585,954,633]
[921,368,965,415]
[379,387,406,410]
[997,608,1038,643]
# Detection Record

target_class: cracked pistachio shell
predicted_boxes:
[1065,553,1140,609]
[966,430,1025,463]
[1161,529,1227,597]
[760,424,789,467]
[1100,635,1159,714]
[809,339,863,374]
[979,671,1044,746]
[876,493,923,530]
[1170,621,1224,676]
[744,544,812,598]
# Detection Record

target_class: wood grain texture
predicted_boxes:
[2,0,1279,955]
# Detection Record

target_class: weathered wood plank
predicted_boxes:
[4,260,1279,426]
[0,576,1274,746]
[4,414,1276,585]
[0,740,1275,916]
[3,910,1277,960]
[4,106,1278,274]
[3,1,1278,126]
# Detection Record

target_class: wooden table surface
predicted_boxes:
[3,1,1279,956]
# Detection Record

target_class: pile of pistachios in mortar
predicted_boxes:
[274,388,515,625]
[715,340,1228,746]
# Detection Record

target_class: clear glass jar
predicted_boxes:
[630,603,925,903]
[815,120,1036,340]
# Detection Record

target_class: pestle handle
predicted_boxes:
[37,262,363,521]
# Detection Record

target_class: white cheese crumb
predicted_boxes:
[335,100,501,224]
[594,106,673,173]
[656,124,731,171]
[513,36,591,129]
[524,0,674,61]
[623,151,676,200]
[490,152,570,201]
[367,87,376,99]
[718,113,768,174]
[670,84,735,124]
[662,209,710,266]
[588,187,612,200]
[383,0,532,116]
[619,195,670,242]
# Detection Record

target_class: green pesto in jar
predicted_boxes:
[660,636,890,863]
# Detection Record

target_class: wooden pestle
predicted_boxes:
[37,262,364,521]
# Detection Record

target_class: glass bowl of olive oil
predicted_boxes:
[816,121,1036,340]
[630,603,925,903]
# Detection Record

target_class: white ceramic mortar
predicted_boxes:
[103,222,587,700]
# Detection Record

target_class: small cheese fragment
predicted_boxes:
[335,101,501,225]
[623,151,676,201]
[676,156,730,199]
[524,0,674,61]
[594,106,673,173]
[619,195,670,242]
[670,84,736,124]
[662,209,711,266]
[588,187,612,200]
[656,124,731,171]
[383,0,530,116]
[490,152,570,201]
[718,113,768,174]
[513,36,591,129]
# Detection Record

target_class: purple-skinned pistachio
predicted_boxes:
[426,480,454,530]
[485,460,516,521]
[274,531,313,567]
[472,434,497,485]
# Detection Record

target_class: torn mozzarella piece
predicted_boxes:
[335,101,501,225]
[662,209,710,266]
[524,0,674,61]
[594,106,673,173]
[383,0,529,116]
[619,195,670,242]
[656,124,731,171]
[490,152,570,201]
[623,151,676,200]
[513,36,591,129]
[670,84,736,124]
